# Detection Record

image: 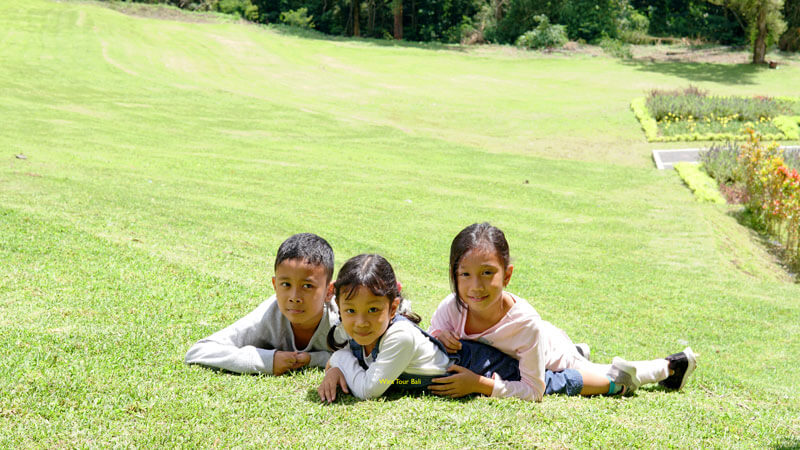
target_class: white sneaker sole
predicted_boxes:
[678,347,697,390]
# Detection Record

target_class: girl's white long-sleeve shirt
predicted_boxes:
[328,319,451,399]
[428,292,574,402]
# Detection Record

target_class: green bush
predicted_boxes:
[773,116,800,140]
[515,15,568,49]
[279,7,314,29]
[738,131,800,267]
[699,141,742,185]
[215,0,258,21]
[559,0,618,42]
[674,162,726,204]
[599,36,632,58]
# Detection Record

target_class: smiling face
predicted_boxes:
[272,258,333,332]
[338,286,400,355]
[455,246,514,319]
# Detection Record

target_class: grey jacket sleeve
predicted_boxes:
[184,297,280,375]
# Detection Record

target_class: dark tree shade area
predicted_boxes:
[112,0,796,53]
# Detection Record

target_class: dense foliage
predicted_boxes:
[514,15,568,49]
[102,0,793,48]
[738,132,800,267]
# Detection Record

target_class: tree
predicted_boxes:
[392,0,403,39]
[708,0,787,63]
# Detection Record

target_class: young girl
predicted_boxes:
[427,222,696,401]
[318,254,616,402]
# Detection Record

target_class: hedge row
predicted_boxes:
[674,162,726,204]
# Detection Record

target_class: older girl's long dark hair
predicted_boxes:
[327,254,421,350]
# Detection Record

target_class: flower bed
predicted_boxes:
[699,131,800,268]
[632,87,800,142]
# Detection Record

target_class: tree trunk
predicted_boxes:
[393,0,403,40]
[352,0,360,37]
[753,2,768,64]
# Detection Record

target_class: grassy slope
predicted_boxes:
[1,0,799,446]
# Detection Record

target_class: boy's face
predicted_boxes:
[272,258,333,331]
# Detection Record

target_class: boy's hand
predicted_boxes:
[318,367,348,403]
[436,330,462,353]
[273,351,311,375]
[429,365,494,398]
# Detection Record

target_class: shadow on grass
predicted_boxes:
[304,386,478,404]
[773,438,800,450]
[727,207,799,280]
[269,25,468,52]
[622,59,767,85]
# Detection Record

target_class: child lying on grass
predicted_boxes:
[427,222,696,401]
[185,233,340,376]
[318,254,596,401]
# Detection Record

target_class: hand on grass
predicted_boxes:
[273,351,311,376]
[318,367,348,403]
[429,365,493,398]
[436,330,462,353]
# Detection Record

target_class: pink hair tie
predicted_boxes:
[396,281,403,293]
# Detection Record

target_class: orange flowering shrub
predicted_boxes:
[738,129,800,266]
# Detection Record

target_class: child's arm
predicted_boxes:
[492,330,547,402]
[307,351,332,369]
[429,365,494,397]
[184,298,283,375]
[328,329,416,400]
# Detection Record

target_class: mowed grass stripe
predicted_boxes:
[1,0,799,446]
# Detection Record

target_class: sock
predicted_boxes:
[607,377,623,395]
[631,359,670,385]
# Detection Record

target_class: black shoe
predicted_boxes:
[659,347,696,390]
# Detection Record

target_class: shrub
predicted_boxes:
[559,0,618,42]
[773,116,800,140]
[215,0,258,21]
[279,7,314,29]
[699,141,742,185]
[674,162,726,204]
[599,36,632,58]
[738,130,800,267]
[515,15,568,49]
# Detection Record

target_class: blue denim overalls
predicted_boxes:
[348,315,582,396]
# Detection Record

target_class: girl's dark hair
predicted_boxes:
[449,223,511,311]
[327,254,421,350]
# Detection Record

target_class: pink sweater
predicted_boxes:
[428,292,579,402]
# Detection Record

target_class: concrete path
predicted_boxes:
[653,146,800,170]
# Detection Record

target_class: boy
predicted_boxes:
[185,233,338,375]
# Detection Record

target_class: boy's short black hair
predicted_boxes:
[274,233,334,282]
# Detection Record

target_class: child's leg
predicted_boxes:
[455,340,520,380]
[576,369,614,395]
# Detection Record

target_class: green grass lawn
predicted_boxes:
[1,0,799,446]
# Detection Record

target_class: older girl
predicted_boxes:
[427,222,696,401]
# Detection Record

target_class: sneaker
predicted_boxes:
[659,347,697,391]
[575,343,591,361]
[607,357,640,395]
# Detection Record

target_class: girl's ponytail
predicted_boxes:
[327,323,347,351]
